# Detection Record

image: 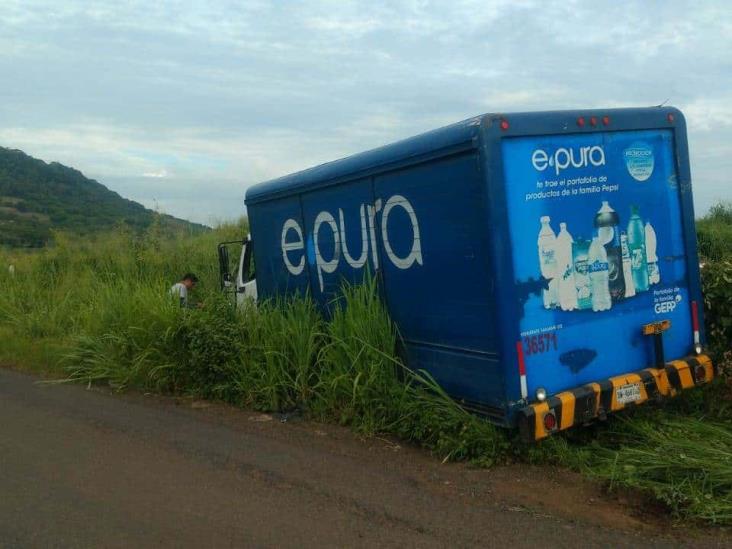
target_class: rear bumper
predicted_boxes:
[517,354,714,441]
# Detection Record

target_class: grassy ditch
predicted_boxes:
[586,416,732,524]
[57,284,510,466]
[0,204,730,523]
[527,386,732,524]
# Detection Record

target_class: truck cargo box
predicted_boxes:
[243,107,713,438]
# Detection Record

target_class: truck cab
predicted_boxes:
[218,236,257,306]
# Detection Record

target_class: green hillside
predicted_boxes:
[0,147,208,247]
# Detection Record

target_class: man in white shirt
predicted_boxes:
[170,273,199,307]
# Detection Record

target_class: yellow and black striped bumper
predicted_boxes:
[517,354,714,441]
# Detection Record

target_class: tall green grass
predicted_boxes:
[530,409,732,524]
[588,416,732,523]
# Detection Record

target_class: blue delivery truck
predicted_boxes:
[219,107,714,440]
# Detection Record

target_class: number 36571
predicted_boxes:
[523,333,558,355]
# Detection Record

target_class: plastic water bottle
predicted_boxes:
[594,201,625,302]
[538,216,557,279]
[572,238,592,310]
[556,223,577,311]
[645,222,660,285]
[537,216,558,308]
[620,231,636,298]
[589,237,611,312]
[626,206,649,292]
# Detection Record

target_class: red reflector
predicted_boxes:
[516,341,526,376]
[577,116,585,127]
[602,116,610,126]
[590,116,598,127]
[500,119,509,131]
[667,113,675,123]
[691,300,700,332]
[695,365,706,382]
[543,411,557,431]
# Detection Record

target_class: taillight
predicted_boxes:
[667,113,675,123]
[576,116,586,127]
[543,411,557,431]
[602,116,610,126]
[590,116,598,127]
[500,119,509,131]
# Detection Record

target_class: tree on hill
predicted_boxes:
[0,147,208,247]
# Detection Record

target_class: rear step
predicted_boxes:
[517,354,713,441]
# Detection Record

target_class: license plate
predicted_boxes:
[616,382,642,405]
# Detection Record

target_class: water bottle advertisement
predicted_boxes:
[502,129,693,394]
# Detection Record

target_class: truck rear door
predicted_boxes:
[502,126,696,398]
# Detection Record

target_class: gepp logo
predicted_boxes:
[654,293,683,314]
[281,194,423,292]
[532,145,606,175]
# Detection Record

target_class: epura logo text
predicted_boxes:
[532,145,606,175]
[281,194,423,292]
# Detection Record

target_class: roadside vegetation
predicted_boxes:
[0,203,730,524]
[0,217,509,466]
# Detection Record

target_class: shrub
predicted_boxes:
[701,259,732,358]
[697,202,732,261]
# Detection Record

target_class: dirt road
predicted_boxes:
[0,368,726,548]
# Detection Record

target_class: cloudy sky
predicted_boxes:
[1,1,730,224]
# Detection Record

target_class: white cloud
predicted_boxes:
[682,98,732,132]
[142,169,170,178]
[0,0,730,223]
